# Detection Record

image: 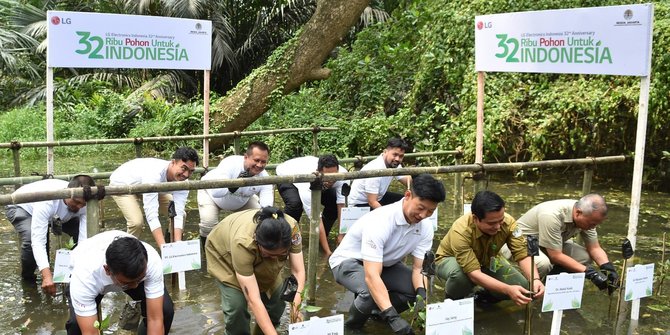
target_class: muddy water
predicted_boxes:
[1,168,669,334]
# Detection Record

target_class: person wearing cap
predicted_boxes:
[109,146,199,247]
[329,174,445,334]
[205,207,305,335]
[5,175,96,295]
[197,141,273,243]
[435,190,544,305]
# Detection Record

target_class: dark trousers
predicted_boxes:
[5,206,80,280]
[278,183,339,234]
[353,191,404,208]
[332,258,416,315]
[65,283,174,335]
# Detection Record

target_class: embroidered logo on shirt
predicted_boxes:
[512,227,522,238]
[366,239,377,250]
[291,225,302,245]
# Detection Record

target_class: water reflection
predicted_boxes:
[1,172,669,334]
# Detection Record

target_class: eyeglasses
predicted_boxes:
[111,272,146,290]
[258,245,289,261]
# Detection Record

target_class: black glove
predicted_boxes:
[380,306,414,335]
[585,265,608,290]
[49,215,63,235]
[414,287,427,313]
[600,262,620,295]
[229,170,252,194]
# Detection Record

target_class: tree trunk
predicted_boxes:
[209,0,370,148]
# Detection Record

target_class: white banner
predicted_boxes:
[47,11,212,70]
[288,314,344,335]
[475,4,652,76]
[339,207,370,234]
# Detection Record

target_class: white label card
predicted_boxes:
[288,314,344,335]
[542,272,585,312]
[425,298,475,335]
[53,249,72,283]
[161,240,201,274]
[625,263,654,301]
[339,207,370,234]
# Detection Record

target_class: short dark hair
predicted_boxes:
[471,191,505,220]
[254,207,292,250]
[317,154,339,171]
[411,174,446,203]
[172,146,199,166]
[246,141,270,156]
[68,174,96,188]
[387,137,410,151]
[105,236,148,279]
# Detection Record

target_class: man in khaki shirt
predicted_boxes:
[435,191,544,305]
[511,194,616,291]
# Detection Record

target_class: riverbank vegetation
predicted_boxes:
[1,0,669,188]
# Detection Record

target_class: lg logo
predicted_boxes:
[51,16,72,25]
[476,21,492,30]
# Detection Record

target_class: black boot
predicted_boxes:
[345,303,369,329]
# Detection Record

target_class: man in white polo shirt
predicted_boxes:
[5,175,95,294]
[65,230,173,335]
[276,154,347,257]
[197,141,273,242]
[329,174,446,334]
[349,137,411,209]
[110,146,198,247]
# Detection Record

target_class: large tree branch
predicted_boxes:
[210,0,370,147]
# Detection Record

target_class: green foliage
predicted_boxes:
[93,314,111,333]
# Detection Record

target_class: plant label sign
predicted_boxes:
[288,314,344,335]
[625,263,654,301]
[425,297,474,335]
[339,207,370,234]
[53,249,72,283]
[161,240,201,274]
[542,272,585,312]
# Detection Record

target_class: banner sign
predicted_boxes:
[542,272,585,312]
[47,11,212,70]
[425,298,475,335]
[475,4,652,76]
[161,240,202,274]
[625,263,655,301]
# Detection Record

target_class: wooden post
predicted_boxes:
[312,127,320,156]
[203,70,211,169]
[474,71,486,193]
[581,166,593,196]
[233,135,241,155]
[46,67,54,175]
[134,139,143,158]
[11,145,21,191]
[306,186,321,304]
[454,148,464,215]
[86,199,100,237]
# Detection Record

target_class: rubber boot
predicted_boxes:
[345,303,369,329]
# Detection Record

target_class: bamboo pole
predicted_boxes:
[86,199,100,237]
[203,70,211,169]
[582,166,593,196]
[312,128,320,156]
[0,150,461,187]
[0,156,627,206]
[474,71,486,193]
[306,185,322,305]
[454,148,464,215]
[11,145,21,190]
[0,127,339,149]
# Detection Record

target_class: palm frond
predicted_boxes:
[359,6,390,27]
[163,0,207,19]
